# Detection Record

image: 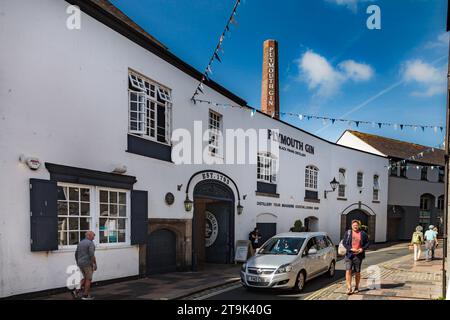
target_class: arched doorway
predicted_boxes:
[341,207,376,242]
[193,180,235,268]
[304,216,319,232]
[147,229,177,274]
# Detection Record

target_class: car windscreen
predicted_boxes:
[258,237,306,255]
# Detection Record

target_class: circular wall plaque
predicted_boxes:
[165,192,175,205]
[205,211,219,247]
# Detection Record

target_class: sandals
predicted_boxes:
[346,288,353,295]
[353,288,360,294]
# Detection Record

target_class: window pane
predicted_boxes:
[118,230,126,243]
[100,231,108,244]
[99,218,108,237]
[109,231,118,243]
[69,202,79,216]
[69,188,79,201]
[110,192,118,204]
[100,190,108,203]
[69,218,79,231]
[69,232,79,245]
[119,193,126,204]
[100,204,109,216]
[81,203,90,216]
[118,219,126,229]
[57,186,67,201]
[80,188,90,202]
[58,201,68,216]
[110,204,118,217]
[109,219,117,231]
[80,218,90,231]
[119,205,126,217]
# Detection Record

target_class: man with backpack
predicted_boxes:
[343,220,370,295]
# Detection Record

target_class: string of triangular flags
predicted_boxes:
[387,142,446,170]
[192,98,445,133]
[191,0,242,101]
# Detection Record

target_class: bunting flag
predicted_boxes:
[192,98,445,133]
[191,0,243,101]
[387,141,445,169]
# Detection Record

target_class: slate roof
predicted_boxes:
[347,130,445,166]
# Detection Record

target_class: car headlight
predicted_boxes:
[275,264,293,274]
[241,263,247,272]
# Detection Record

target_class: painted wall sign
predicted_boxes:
[205,211,219,247]
[201,171,230,185]
[267,129,315,156]
[257,201,319,210]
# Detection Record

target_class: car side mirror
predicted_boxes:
[308,248,318,255]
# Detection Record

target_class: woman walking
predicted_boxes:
[410,226,424,262]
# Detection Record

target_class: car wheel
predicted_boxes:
[294,271,306,292]
[327,260,336,278]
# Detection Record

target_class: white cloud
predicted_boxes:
[338,60,374,81]
[297,50,374,97]
[402,59,446,97]
[325,0,373,13]
[425,33,449,49]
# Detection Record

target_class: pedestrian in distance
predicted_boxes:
[343,220,370,295]
[72,230,97,300]
[249,227,263,250]
[432,226,439,259]
[424,225,437,262]
[410,226,424,262]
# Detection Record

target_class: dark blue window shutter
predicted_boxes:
[30,179,58,252]
[131,190,148,245]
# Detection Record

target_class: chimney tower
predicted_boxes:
[261,39,280,119]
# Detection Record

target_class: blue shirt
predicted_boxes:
[424,230,436,241]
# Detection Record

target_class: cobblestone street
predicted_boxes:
[306,246,443,300]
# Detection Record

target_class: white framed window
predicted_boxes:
[129,91,146,134]
[357,172,364,188]
[99,189,128,244]
[305,165,318,190]
[57,183,130,248]
[338,168,346,198]
[257,152,277,184]
[373,175,380,201]
[57,184,92,246]
[208,110,222,156]
[128,70,172,145]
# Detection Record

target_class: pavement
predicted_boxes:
[306,244,444,300]
[38,264,241,300]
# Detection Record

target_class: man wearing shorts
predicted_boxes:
[343,220,369,295]
[73,231,97,300]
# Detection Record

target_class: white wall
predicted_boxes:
[337,131,386,156]
[0,0,388,297]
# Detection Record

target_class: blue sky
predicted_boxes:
[111,0,448,147]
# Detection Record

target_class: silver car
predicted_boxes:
[240,232,336,292]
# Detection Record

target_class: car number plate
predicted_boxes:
[247,276,261,282]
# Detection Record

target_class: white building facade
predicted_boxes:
[0,0,388,297]
[338,130,445,241]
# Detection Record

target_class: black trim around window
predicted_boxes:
[127,134,172,163]
[45,163,137,190]
[304,190,319,202]
[256,181,277,195]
